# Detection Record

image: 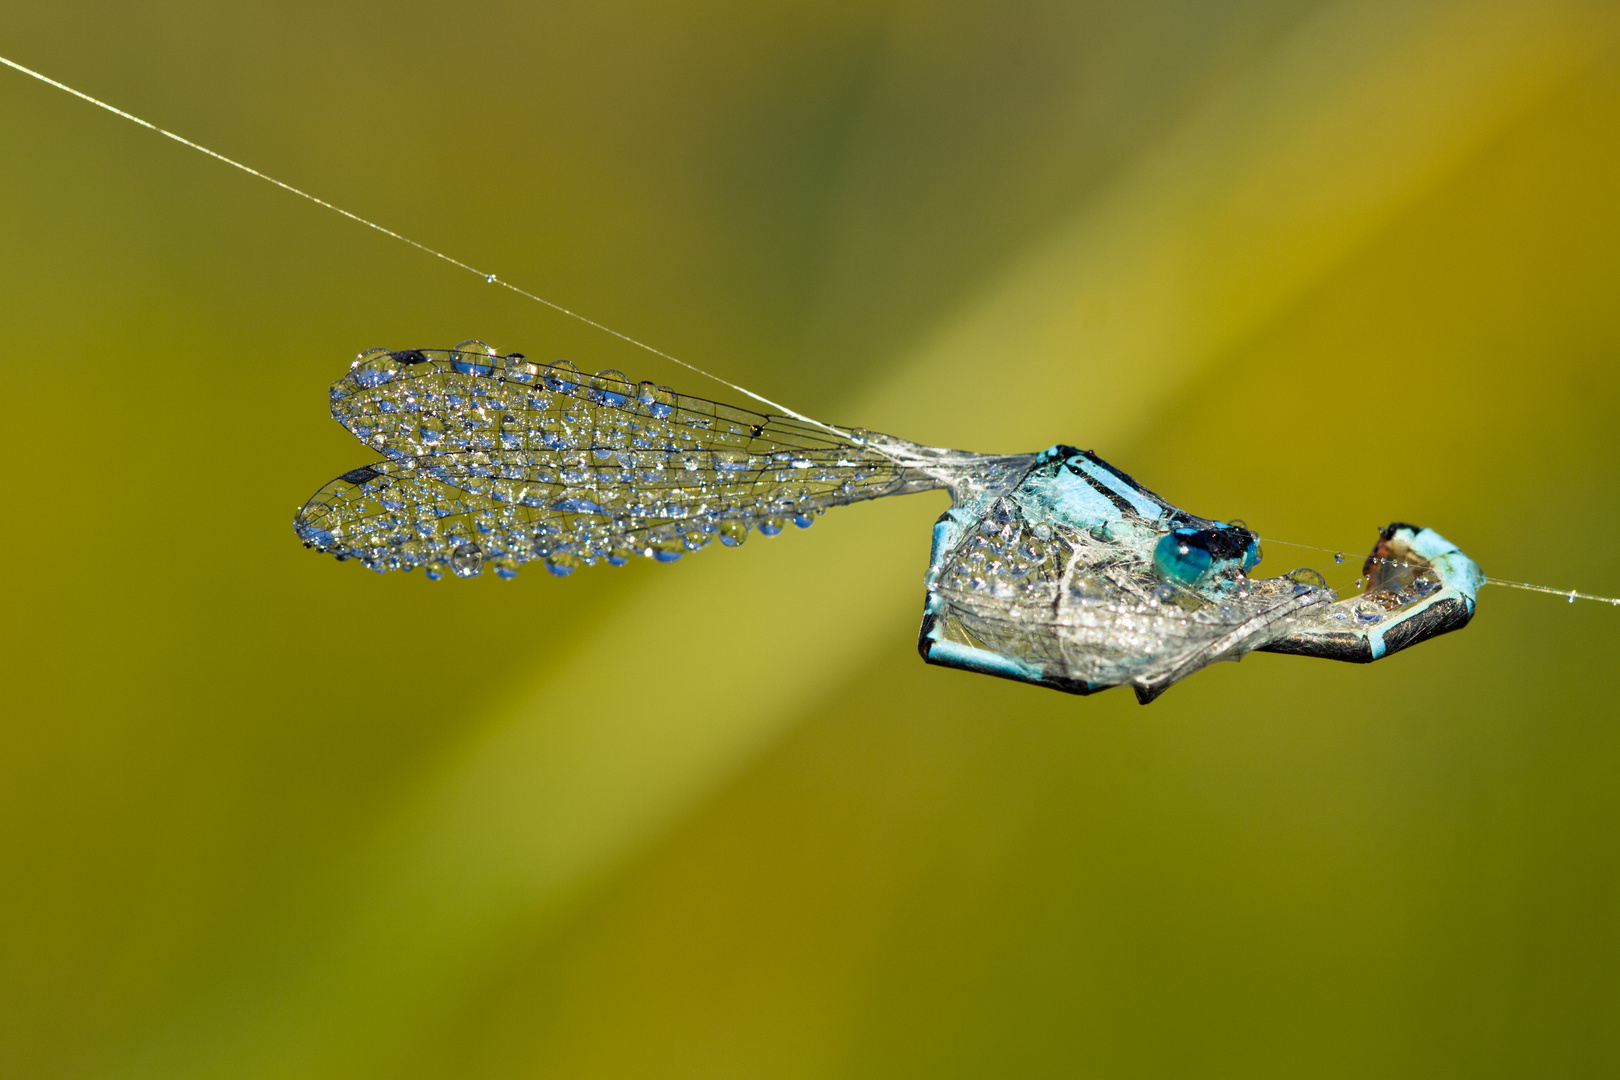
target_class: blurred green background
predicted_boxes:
[2,1,1618,1076]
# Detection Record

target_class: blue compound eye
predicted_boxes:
[1243,537,1261,572]
[1154,528,1214,584]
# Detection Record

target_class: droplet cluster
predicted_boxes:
[295,343,939,579]
[930,498,1064,604]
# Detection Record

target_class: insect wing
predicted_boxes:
[302,346,927,576]
[294,460,531,578]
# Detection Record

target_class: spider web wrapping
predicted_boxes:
[920,459,1342,699]
[293,344,946,578]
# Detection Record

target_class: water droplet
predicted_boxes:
[544,550,581,577]
[643,384,676,419]
[758,516,785,536]
[502,353,535,382]
[544,359,582,392]
[589,369,631,408]
[450,543,482,577]
[1333,552,1345,564]
[418,415,445,446]
[1569,591,1578,603]
[1286,568,1329,589]
[485,273,497,283]
[793,513,814,529]
[295,521,335,548]
[423,560,447,581]
[718,520,749,547]
[451,339,497,375]
[493,557,520,580]
[354,350,399,388]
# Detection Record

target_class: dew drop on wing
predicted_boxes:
[451,543,483,578]
[298,522,335,548]
[646,384,676,419]
[545,359,583,392]
[451,339,497,376]
[355,351,399,388]
[589,369,632,408]
[545,551,581,577]
[502,353,535,382]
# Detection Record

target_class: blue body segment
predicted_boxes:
[1069,455,1166,519]
[1365,529,1478,658]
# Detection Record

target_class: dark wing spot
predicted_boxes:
[340,466,381,485]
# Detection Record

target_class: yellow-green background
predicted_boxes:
[2,1,1618,1076]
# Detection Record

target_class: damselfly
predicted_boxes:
[296,343,1482,703]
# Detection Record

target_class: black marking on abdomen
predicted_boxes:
[1062,456,1145,517]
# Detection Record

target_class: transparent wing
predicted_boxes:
[294,460,534,579]
[295,343,944,577]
